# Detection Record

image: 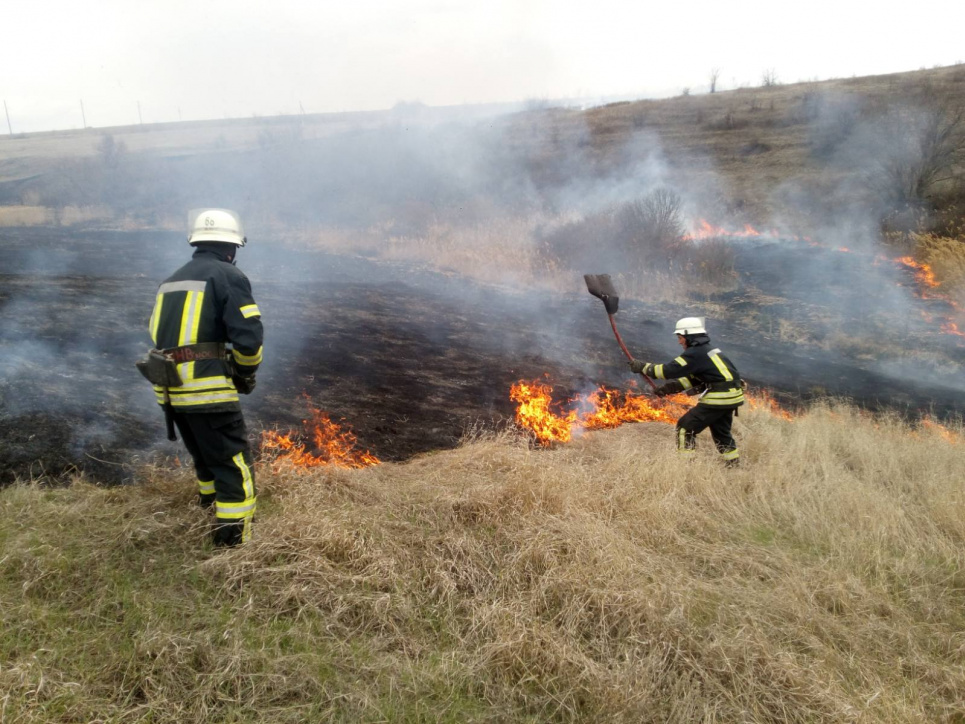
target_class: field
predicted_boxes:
[1,65,965,722]
[2,403,965,722]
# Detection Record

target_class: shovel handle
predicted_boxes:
[608,315,658,391]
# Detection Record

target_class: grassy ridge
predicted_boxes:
[2,402,964,722]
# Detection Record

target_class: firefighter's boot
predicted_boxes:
[212,521,245,547]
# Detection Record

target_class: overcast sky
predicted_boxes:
[2,0,963,134]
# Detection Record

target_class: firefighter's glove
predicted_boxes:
[654,380,683,398]
[233,374,257,395]
[628,359,654,376]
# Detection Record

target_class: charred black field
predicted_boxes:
[1,226,963,485]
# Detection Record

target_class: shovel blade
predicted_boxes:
[583,274,620,314]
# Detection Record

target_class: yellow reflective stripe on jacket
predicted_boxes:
[153,375,234,393]
[178,290,205,346]
[674,356,687,367]
[708,352,734,381]
[232,346,263,366]
[654,364,666,379]
[197,479,215,495]
[149,293,163,345]
[155,389,240,406]
[678,376,693,390]
[240,304,260,319]
[179,360,196,383]
[701,388,745,406]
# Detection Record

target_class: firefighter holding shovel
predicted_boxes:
[137,209,263,546]
[629,317,744,466]
[583,276,743,466]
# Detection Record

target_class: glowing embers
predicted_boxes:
[261,403,380,469]
[510,379,692,445]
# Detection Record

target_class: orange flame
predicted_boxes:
[942,320,965,338]
[895,256,940,288]
[261,405,380,469]
[580,386,690,428]
[510,380,578,444]
[920,417,963,444]
[745,389,794,420]
[510,380,800,445]
[682,219,809,242]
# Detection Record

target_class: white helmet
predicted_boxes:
[187,208,246,246]
[674,317,706,336]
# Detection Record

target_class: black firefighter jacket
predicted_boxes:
[651,337,744,409]
[148,248,263,412]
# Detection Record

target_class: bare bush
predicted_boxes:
[709,67,721,94]
[761,68,780,87]
[874,95,965,205]
[615,187,684,267]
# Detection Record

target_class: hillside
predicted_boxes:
[2,402,964,722]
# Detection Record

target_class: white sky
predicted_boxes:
[2,0,963,133]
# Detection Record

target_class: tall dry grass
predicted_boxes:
[2,401,964,722]
[912,231,965,297]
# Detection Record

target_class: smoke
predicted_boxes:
[3,94,964,484]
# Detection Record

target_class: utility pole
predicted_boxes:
[3,100,12,135]
[137,101,143,125]
[80,99,87,128]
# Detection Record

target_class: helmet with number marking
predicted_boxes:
[674,317,706,336]
[187,208,246,246]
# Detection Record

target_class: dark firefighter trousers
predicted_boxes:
[172,410,257,544]
[676,405,740,463]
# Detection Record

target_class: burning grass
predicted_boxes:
[2,400,964,721]
[261,403,380,470]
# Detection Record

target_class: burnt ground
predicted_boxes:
[1,227,964,485]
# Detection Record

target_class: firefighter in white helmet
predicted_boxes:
[629,317,744,466]
[140,209,263,546]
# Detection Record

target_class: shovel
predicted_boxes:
[583,274,658,391]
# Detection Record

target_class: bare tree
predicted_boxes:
[761,69,779,87]
[876,96,965,204]
[709,68,721,94]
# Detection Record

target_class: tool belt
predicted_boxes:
[161,342,225,364]
[707,380,743,392]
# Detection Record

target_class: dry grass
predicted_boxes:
[2,401,964,722]
[912,232,965,292]
[0,204,121,227]
[0,205,48,226]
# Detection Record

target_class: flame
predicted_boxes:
[510,379,799,445]
[580,386,690,428]
[920,417,962,444]
[261,405,380,469]
[895,256,940,288]
[510,380,578,444]
[510,380,685,445]
[745,389,794,421]
[942,320,965,338]
[682,219,809,242]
